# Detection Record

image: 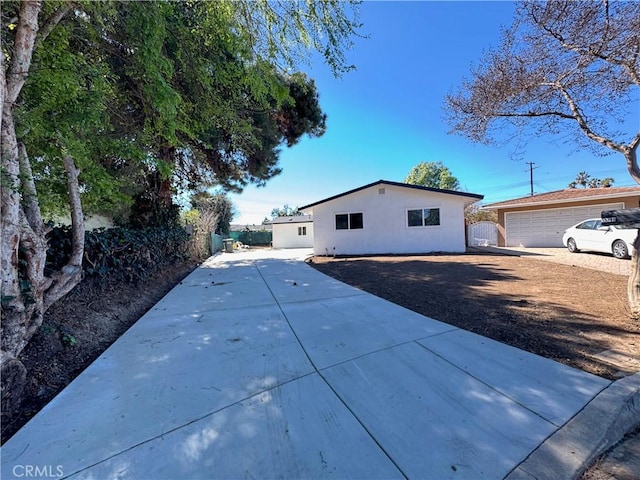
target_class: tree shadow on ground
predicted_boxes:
[309,253,639,380]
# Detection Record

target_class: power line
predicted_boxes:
[475,181,531,193]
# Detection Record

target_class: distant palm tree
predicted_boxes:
[600,177,615,187]
[568,172,614,188]
[575,171,591,188]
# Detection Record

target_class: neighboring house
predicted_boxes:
[483,186,640,247]
[50,214,113,230]
[269,215,314,249]
[299,180,483,256]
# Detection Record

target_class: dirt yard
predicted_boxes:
[308,251,640,380]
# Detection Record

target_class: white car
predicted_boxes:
[562,218,637,259]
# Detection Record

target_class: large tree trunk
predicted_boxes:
[1,145,85,414]
[0,0,40,406]
[629,236,640,319]
[625,144,640,318]
[1,0,83,414]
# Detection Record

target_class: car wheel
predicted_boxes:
[612,240,629,259]
[567,238,579,253]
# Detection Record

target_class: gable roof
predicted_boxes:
[267,215,313,224]
[484,186,640,209]
[299,180,483,210]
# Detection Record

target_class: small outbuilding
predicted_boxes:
[269,215,314,249]
[299,180,483,256]
[483,186,640,247]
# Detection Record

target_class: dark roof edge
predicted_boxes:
[299,180,483,210]
[267,215,313,224]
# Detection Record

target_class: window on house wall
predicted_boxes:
[335,212,364,230]
[407,208,440,227]
[298,226,307,236]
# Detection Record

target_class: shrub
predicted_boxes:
[46,226,190,284]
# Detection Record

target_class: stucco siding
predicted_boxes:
[311,184,467,255]
[272,222,314,248]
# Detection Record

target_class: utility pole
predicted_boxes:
[526,162,538,196]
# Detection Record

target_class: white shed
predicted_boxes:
[299,180,483,256]
[270,215,314,249]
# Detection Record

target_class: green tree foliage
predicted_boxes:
[271,204,303,218]
[9,0,356,221]
[14,2,132,220]
[0,0,361,399]
[231,0,362,77]
[404,161,460,190]
[277,74,328,147]
[567,172,614,189]
[600,177,615,188]
[92,2,334,217]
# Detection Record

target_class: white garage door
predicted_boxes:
[505,203,624,247]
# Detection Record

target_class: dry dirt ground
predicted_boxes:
[308,252,640,380]
[308,252,640,479]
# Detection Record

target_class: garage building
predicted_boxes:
[484,186,640,247]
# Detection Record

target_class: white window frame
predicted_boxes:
[298,226,307,236]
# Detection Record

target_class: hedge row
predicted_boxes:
[46,226,191,283]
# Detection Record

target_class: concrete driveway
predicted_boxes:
[0,248,615,479]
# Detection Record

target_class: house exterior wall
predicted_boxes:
[495,195,640,246]
[272,222,314,248]
[311,184,468,255]
[51,214,113,230]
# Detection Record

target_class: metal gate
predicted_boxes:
[467,221,498,246]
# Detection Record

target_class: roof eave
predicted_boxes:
[484,190,640,210]
[300,180,483,210]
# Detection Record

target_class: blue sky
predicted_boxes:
[228,0,637,225]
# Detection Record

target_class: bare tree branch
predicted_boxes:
[557,81,629,155]
[445,0,639,170]
[494,110,575,120]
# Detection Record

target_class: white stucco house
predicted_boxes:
[299,180,483,256]
[269,215,314,248]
